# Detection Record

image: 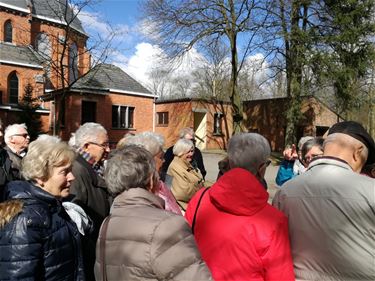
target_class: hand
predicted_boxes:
[283,144,298,161]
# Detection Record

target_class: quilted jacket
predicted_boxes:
[94,187,212,281]
[0,181,85,280]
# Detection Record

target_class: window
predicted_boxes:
[4,20,12,43]
[157,112,169,126]
[213,113,223,135]
[8,72,18,104]
[81,101,97,124]
[35,33,51,59]
[112,105,134,129]
[69,43,79,84]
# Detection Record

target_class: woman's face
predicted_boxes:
[41,163,75,198]
[153,149,165,173]
[304,145,323,166]
[181,147,194,162]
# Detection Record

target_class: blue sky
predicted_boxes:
[77,0,268,93]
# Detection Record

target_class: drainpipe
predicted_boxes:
[53,96,56,136]
[152,94,156,132]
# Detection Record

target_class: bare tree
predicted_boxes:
[141,0,267,133]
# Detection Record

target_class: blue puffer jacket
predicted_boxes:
[0,181,85,280]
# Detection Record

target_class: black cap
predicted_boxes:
[328,121,375,165]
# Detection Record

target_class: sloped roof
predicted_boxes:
[0,42,44,68]
[71,64,153,97]
[0,0,86,36]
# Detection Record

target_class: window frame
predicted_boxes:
[4,20,12,43]
[213,112,224,136]
[156,111,169,126]
[112,105,135,129]
[8,72,19,104]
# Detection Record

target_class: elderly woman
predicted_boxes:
[0,139,85,280]
[119,132,182,215]
[94,145,211,281]
[167,139,205,212]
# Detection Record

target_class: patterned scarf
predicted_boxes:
[77,147,105,177]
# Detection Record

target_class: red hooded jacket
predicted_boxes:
[185,168,295,281]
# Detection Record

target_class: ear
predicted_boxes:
[353,145,364,162]
[35,178,45,187]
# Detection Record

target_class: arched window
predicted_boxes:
[8,72,19,104]
[4,20,12,43]
[69,43,78,84]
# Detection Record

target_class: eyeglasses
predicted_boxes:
[263,159,272,167]
[87,141,109,149]
[12,133,29,138]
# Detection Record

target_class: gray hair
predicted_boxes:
[227,133,271,175]
[125,131,164,156]
[298,136,314,151]
[4,123,28,144]
[173,139,194,157]
[37,134,61,144]
[178,127,194,139]
[71,122,107,148]
[22,139,75,181]
[301,137,324,160]
[105,145,156,196]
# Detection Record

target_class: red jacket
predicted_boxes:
[185,168,295,281]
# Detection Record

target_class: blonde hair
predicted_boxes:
[21,139,76,181]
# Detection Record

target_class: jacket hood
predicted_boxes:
[209,168,268,216]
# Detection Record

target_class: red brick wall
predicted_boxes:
[58,92,154,144]
[0,11,31,45]
[155,100,233,150]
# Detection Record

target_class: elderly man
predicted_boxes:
[160,127,206,181]
[0,119,12,202]
[4,123,30,180]
[185,133,295,281]
[68,122,111,280]
[273,121,375,281]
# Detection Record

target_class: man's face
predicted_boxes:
[10,127,30,152]
[85,132,110,163]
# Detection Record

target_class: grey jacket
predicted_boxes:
[273,156,375,281]
[94,187,212,281]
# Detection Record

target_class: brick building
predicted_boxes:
[155,98,233,150]
[0,0,155,143]
[243,96,344,151]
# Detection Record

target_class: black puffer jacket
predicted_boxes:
[0,181,85,280]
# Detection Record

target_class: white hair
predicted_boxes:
[125,132,165,156]
[4,123,28,145]
[173,139,194,156]
[178,127,194,139]
[72,123,107,148]
[37,134,61,144]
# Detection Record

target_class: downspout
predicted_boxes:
[152,94,156,132]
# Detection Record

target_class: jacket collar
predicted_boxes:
[308,156,353,171]
[209,168,268,216]
[112,188,165,212]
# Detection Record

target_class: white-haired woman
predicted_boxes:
[167,138,205,212]
[118,132,182,215]
[94,145,211,281]
[0,139,85,280]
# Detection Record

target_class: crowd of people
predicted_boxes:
[0,120,374,281]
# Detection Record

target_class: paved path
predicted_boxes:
[202,151,279,202]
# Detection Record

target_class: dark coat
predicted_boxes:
[69,154,111,280]
[0,147,12,202]
[4,145,22,180]
[160,145,206,181]
[0,181,85,280]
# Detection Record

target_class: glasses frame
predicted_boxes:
[87,141,109,150]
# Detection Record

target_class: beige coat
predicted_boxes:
[167,156,204,211]
[94,188,212,281]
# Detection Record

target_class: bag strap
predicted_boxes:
[99,215,111,281]
[191,187,209,235]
